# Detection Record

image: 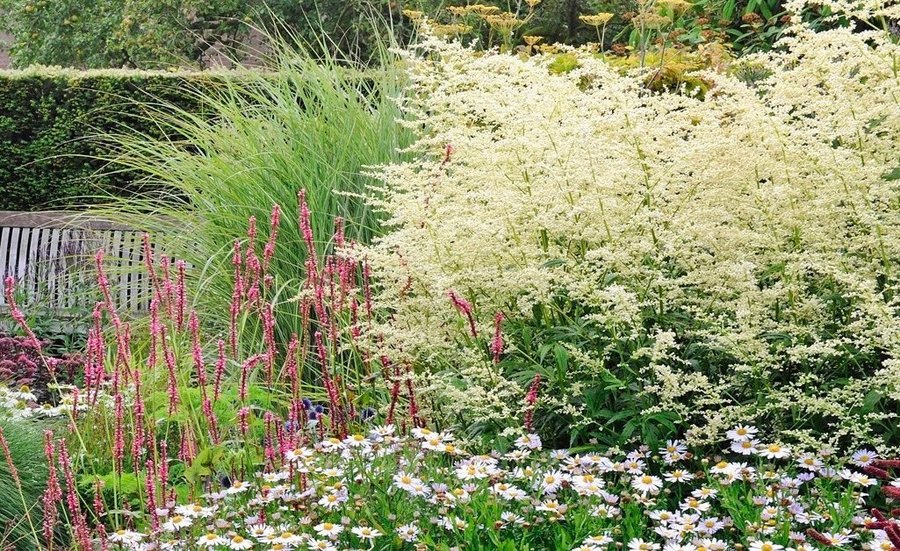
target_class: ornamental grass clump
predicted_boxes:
[363,1,900,451]
[97,38,412,351]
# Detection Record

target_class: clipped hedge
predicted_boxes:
[0,68,236,211]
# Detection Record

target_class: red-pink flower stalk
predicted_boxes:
[239,354,267,402]
[874,459,900,469]
[113,392,125,475]
[263,411,277,466]
[202,395,220,444]
[284,335,300,403]
[864,465,892,479]
[175,260,187,331]
[441,143,454,166]
[247,215,258,245]
[0,426,21,489]
[142,233,161,299]
[263,204,281,271]
[238,407,251,437]
[385,359,402,426]
[524,373,541,433]
[213,339,226,403]
[230,240,244,358]
[42,432,62,546]
[262,302,277,384]
[93,479,107,520]
[161,325,179,415]
[886,523,900,549]
[885,486,900,500]
[806,528,832,546]
[97,524,109,551]
[85,302,106,404]
[245,247,262,308]
[58,440,92,550]
[448,289,478,337]
[95,251,123,331]
[131,367,146,465]
[491,311,505,364]
[159,439,169,500]
[315,331,346,438]
[313,277,330,331]
[144,458,159,532]
[96,251,135,380]
[298,189,318,267]
[159,254,173,309]
[148,298,160,371]
[189,311,207,388]
[3,276,44,356]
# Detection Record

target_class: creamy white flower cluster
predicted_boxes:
[364,12,900,449]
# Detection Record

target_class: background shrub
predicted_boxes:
[0,68,231,211]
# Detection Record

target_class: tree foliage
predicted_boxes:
[0,0,401,69]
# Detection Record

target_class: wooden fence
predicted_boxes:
[0,210,152,314]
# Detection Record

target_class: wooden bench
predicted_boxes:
[0,210,152,315]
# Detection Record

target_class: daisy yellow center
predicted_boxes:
[736,428,747,435]
[205,533,218,540]
[761,545,773,551]
[323,523,333,530]
[401,476,412,484]
[352,434,365,441]
[171,516,184,523]
[860,455,870,462]
[641,475,653,484]
[768,444,781,453]
[232,536,245,543]
[280,532,294,538]
[804,458,814,465]
[742,441,753,449]
[715,461,729,469]
[116,530,126,535]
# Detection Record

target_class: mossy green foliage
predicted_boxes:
[0,417,50,550]
[0,68,233,211]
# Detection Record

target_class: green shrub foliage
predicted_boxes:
[0,68,229,211]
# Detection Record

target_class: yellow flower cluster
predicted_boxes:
[365,5,900,450]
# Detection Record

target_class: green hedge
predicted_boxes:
[0,68,235,211]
